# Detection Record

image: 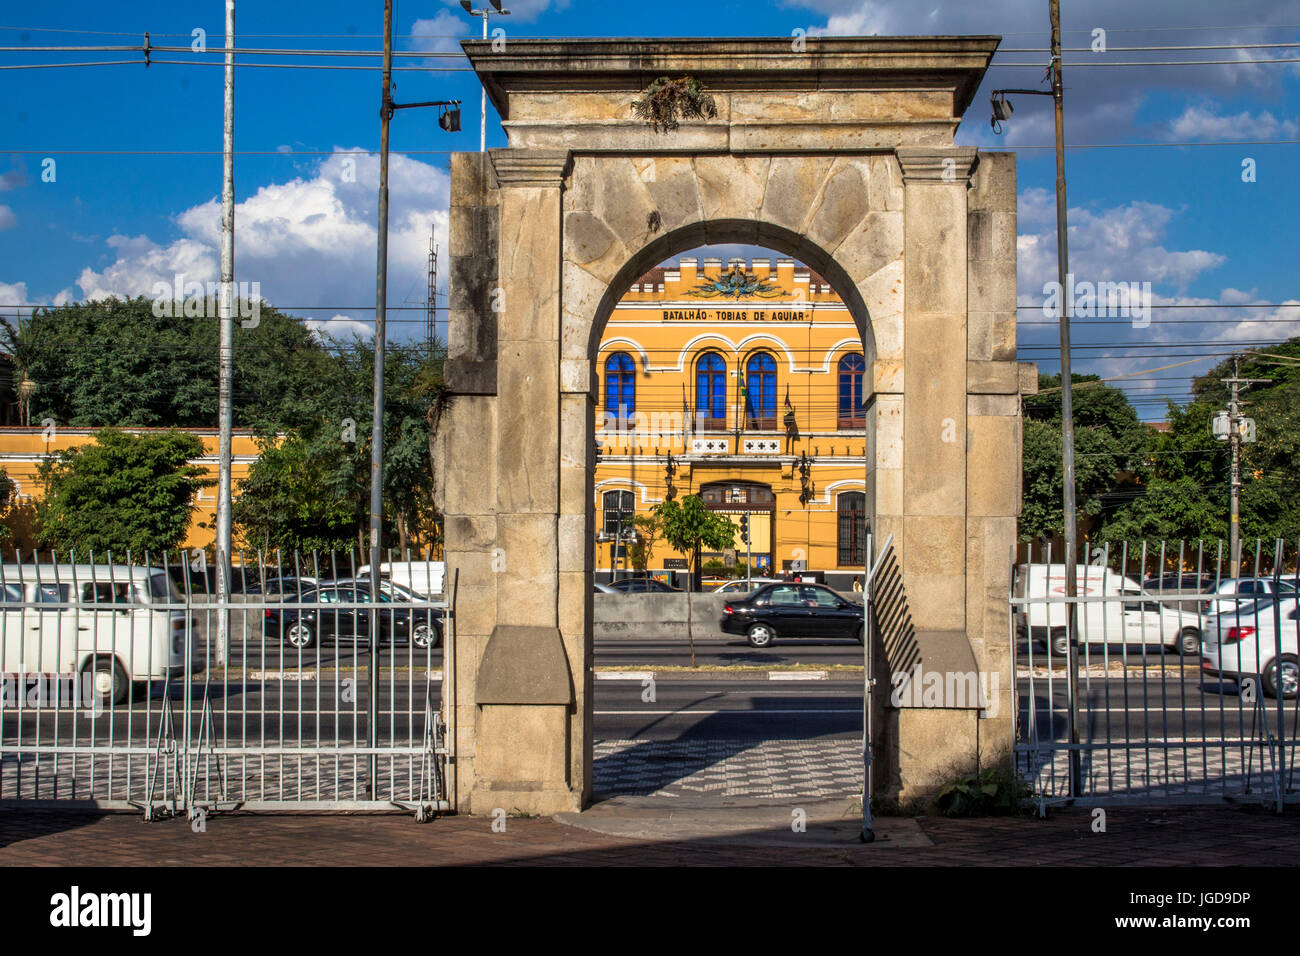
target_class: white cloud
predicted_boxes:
[0,280,31,319]
[73,149,450,342]
[793,0,1300,146]
[1166,105,1300,140]
[0,205,15,231]
[305,313,375,341]
[1016,189,1226,299]
[410,11,471,58]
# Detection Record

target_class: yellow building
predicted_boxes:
[595,256,868,588]
[0,427,264,552]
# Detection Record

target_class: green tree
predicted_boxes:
[232,337,446,555]
[1021,373,1149,541]
[653,494,736,667]
[1099,342,1300,546]
[36,429,211,557]
[627,512,662,573]
[0,296,327,431]
[231,434,363,554]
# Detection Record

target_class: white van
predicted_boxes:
[1014,563,1203,657]
[355,560,444,598]
[0,565,199,706]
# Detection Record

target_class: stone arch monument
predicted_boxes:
[432,37,1032,814]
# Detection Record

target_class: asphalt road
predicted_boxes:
[4,672,1292,743]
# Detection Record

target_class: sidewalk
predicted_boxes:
[3,801,1299,866]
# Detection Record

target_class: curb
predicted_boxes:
[595,667,863,682]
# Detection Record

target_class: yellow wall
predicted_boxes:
[0,427,265,552]
[595,256,869,582]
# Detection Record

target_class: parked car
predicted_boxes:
[262,585,442,650]
[322,577,425,602]
[720,582,865,647]
[1141,574,1214,613]
[1014,563,1203,656]
[0,564,200,705]
[355,561,444,598]
[236,574,319,596]
[608,577,680,593]
[593,582,618,594]
[1201,596,1300,698]
[713,577,784,594]
[1201,576,1299,616]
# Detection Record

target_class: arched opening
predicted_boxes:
[587,235,874,806]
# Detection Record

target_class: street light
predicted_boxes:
[460,0,511,152]
[368,0,461,798]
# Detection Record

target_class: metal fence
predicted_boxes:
[0,550,449,820]
[1012,539,1300,809]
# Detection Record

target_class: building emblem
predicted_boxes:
[685,266,786,299]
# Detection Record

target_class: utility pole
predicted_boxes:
[459,1,510,152]
[1048,0,1082,801]
[215,0,235,668]
[368,0,396,798]
[1217,358,1270,572]
[991,0,1078,795]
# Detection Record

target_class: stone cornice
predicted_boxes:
[895,146,979,183]
[489,148,573,187]
[464,36,1000,120]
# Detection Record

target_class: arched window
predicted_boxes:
[838,353,866,429]
[837,491,866,567]
[604,352,636,421]
[744,352,777,430]
[695,352,727,431]
[602,489,635,536]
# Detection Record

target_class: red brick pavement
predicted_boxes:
[1,804,1298,866]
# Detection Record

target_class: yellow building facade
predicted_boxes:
[0,427,263,552]
[595,256,868,588]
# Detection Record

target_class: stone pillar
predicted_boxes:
[890,146,980,796]
[470,148,582,814]
[964,151,1022,759]
[896,146,976,634]
[437,152,501,812]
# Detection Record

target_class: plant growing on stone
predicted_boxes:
[653,493,736,667]
[631,76,718,133]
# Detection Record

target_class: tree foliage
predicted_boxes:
[653,494,735,667]
[1020,373,1149,541]
[1090,340,1300,545]
[232,337,444,555]
[36,429,211,557]
[1,296,326,431]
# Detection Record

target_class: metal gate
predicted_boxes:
[1012,539,1300,809]
[0,552,449,820]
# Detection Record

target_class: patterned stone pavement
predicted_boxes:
[1019,738,1300,802]
[593,737,863,800]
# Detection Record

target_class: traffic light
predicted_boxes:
[739,514,749,545]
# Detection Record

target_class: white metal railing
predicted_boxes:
[1012,538,1300,811]
[0,550,449,820]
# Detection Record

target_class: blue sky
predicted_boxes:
[1,0,1298,419]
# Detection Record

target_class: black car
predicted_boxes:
[608,577,681,593]
[262,585,442,649]
[720,582,864,647]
